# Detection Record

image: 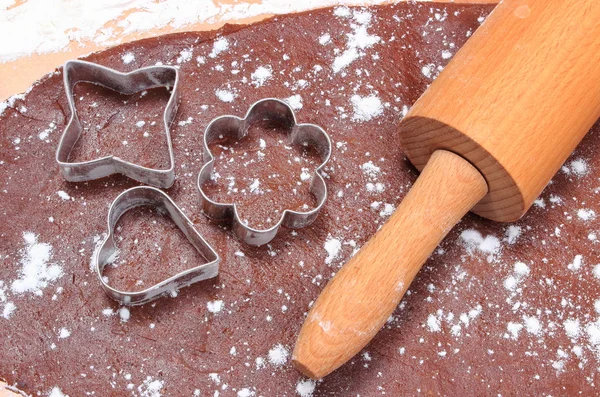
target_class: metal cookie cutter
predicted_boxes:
[56,60,179,188]
[197,98,332,246]
[95,186,219,306]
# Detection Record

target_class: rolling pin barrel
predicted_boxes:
[293,0,600,379]
[400,0,600,222]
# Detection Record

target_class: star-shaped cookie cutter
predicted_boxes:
[56,60,179,188]
[95,186,220,306]
[197,98,332,246]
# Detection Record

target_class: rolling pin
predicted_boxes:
[293,0,600,379]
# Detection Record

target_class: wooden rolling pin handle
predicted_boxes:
[292,150,489,379]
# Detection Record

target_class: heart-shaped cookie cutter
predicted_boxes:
[96,186,220,306]
[56,60,179,188]
[197,98,332,246]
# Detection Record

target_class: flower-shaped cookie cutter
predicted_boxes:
[197,98,332,246]
[95,186,220,306]
[56,60,179,188]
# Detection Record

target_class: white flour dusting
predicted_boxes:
[593,264,600,279]
[426,313,441,332]
[215,88,236,103]
[332,47,359,73]
[333,6,351,17]
[1,92,26,116]
[360,161,381,178]
[426,306,483,336]
[209,37,229,58]
[300,169,311,181]
[249,178,263,194]
[567,255,583,272]
[89,234,107,272]
[119,306,131,322]
[506,322,523,340]
[379,203,395,218]
[318,33,331,45]
[176,48,193,63]
[523,316,542,336]
[366,182,385,193]
[57,190,71,200]
[102,308,114,317]
[514,262,529,276]
[421,65,433,78]
[577,209,596,221]
[208,373,220,384]
[251,66,273,87]
[58,327,70,339]
[285,94,303,110]
[0,281,15,319]
[207,300,224,313]
[2,301,15,319]
[568,158,589,176]
[138,376,164,397]
[351,94,383,122]
[268,344,289,367]
[11,232,63,296]
[237,389,255,397]
[38,122,57,141]
[324,236,342,264]
[505,225,521,244]
[178,116,193,127]
[255,356,266,370]
[332,9,381,73]
[121,52,135,64]
[504,262,529,292]
[587,322,600,346]
[296,379,316,397]
[48,387,68,397]
[459,229,501,262]
[564,319,581,339]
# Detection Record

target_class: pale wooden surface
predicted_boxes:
[0,0,498,394]
[400,0,600,222]
[0,0,497,101]
[293,150,488,378]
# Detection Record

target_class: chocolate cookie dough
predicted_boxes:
[1,2,599,396]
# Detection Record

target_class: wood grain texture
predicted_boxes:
[399,0,600,222]
[293,150,488,379]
